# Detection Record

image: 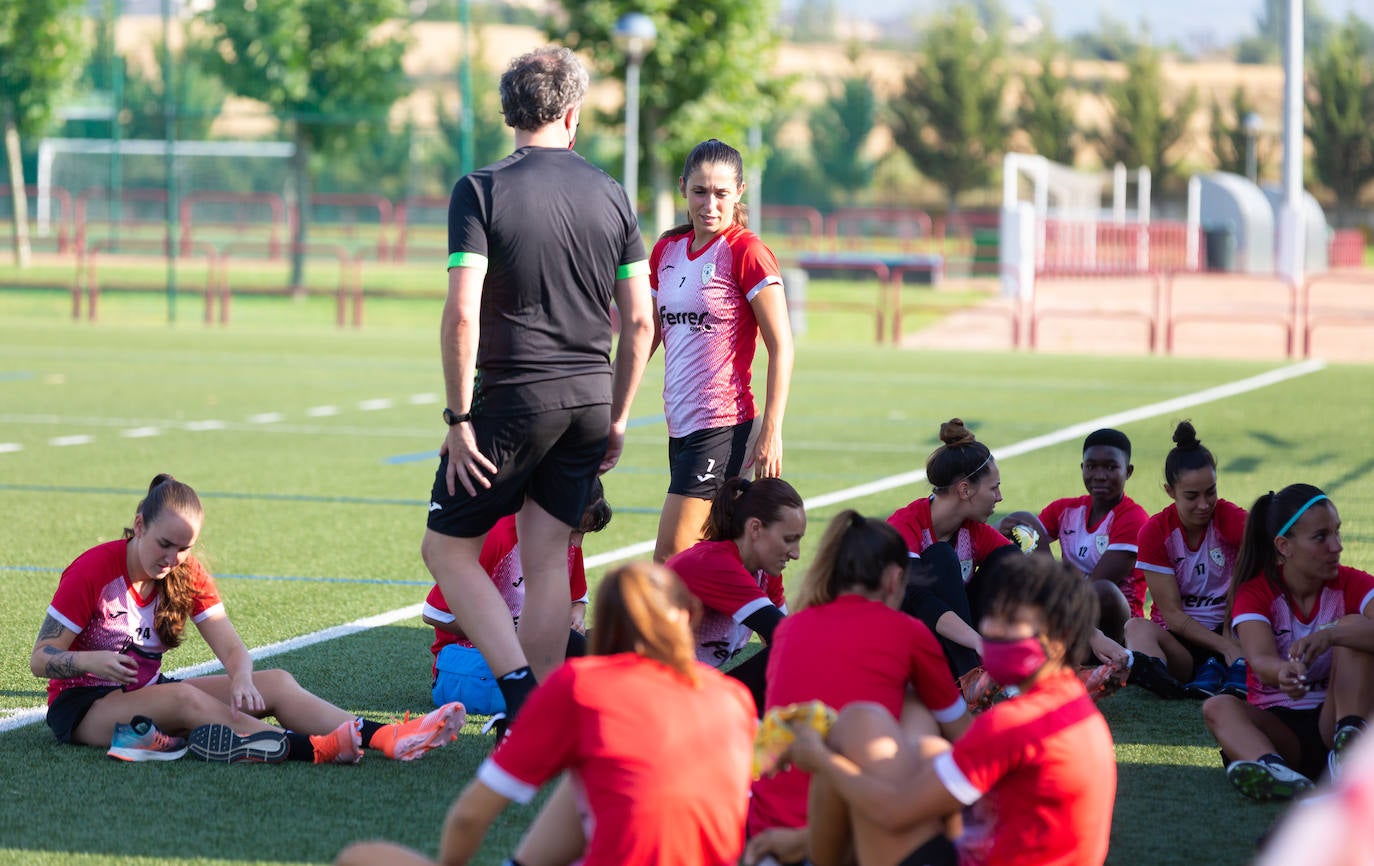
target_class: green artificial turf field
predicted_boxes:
[2,287,1371,866]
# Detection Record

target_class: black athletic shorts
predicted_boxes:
[46,674,178,743]
[899,833,958,866]
[667,419,753,498]
[1267,705,1328,780]
[1174,625,1227,675]
[427,403,610,537]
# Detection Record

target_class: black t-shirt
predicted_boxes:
[447,147,647,415]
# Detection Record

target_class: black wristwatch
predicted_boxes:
[442,408,472,426]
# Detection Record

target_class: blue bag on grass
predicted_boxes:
[432,643,506,715]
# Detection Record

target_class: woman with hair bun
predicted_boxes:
[1124,421,1248,700]
[745,510,969,866]
[667,476,806,713]
[337,561,757,866]
[649,138,794,566]
[887,419,1018,678]
[1202,484,1374,801]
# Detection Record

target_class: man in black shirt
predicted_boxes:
[421,45,654,721]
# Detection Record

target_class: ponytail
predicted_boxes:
[702,477,803,542]
[123,474,204,648]
[794,510,908,610]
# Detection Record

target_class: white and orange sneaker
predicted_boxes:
[370,702,466,761]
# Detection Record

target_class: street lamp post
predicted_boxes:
[1243,111,1262,185]
[613,13,656,220]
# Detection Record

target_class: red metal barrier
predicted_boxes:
[393,196,450,262]
[795,258,891,343]
[1329,230,1367,269]
[889,261,1019,346]
[1040,220,1201,275]
[219,241,360,327]
[824,208,934,253]
[1162,272,1296,357]
[1302,272,1374,357]
[180,191,287,258]
[81,238,221,323]
[306,193,393,260]
[760,205,823,254]
[0,185,74,254]
[1029,271,1161,353]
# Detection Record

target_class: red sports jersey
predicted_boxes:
[667,539,786,667]
[1136,499,1246,629]
[887,496,1012,582]
[1039,495,1148,617]
[479,653,757,866]
[749,595,966,835]
[423,514,589,670]
[1232,565,1374,710]
[45,539,223,703]
[935,669,1115,866]
[649,223,782,438]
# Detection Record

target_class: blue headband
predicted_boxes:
[1276,494,1329,538]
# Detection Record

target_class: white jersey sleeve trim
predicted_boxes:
[933,751,983,805]
[1105,543,1139,553]
[744,274,782,302]
[1359,589,1374,618]
[476,757,539,804]
[191,603,225,624]
[423,601,456,624]
[47,605,83,635]
[732,596,774,624]
[932,697,968,724]
[1136,561,1173,575]
[1232,612,1271,629]
[572,594,590,606]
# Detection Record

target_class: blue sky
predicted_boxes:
[823,0,1373,44]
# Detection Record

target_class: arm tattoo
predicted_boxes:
[38,646,83,679]
[36,614,67,642]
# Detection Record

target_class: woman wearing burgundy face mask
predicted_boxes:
[779,553,1117,866]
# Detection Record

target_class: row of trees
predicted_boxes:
[2,0,1373,274]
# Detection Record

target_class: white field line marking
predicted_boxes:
[120,427,161,438]
[1,360,1324,734]
[588,359,1327,566]
[185,419,227,431]
[0,603,424,733]
[48,435,93,447]
[359,398,393,411]
[307,405,340,417]
[0,443,22,453]
[247,412,284,424]
[409,393,439,404]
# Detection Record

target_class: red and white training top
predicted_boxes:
[1040,495,1148,616]
[45,538,224,703]
[1136,499,1246,631]
[649,223,782,438]
[666,539,786,667]
[479,653,756,866]
[1232,565,1374,711]
[887,496,1012,582]
[423,514,588,668]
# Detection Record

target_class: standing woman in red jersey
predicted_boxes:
[336,561,758,866]
[648,138,795,564]
[1124,421,1249,700]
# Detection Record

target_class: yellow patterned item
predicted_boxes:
[752,700,837,779]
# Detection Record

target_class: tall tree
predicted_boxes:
[1091,43,1197,191]
[0,0,85,267]
[194,0,409,289]
[888,5,1010,211]
[809,67,878,205]
[1017,42,1078,165]
[1210,87,1266,179]
[1307,20,1374,223]
[1236,0,1335,64]
[551,0,784,235]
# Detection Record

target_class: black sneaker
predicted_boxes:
[1131,653,1188,699]
[187,724,288,763]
